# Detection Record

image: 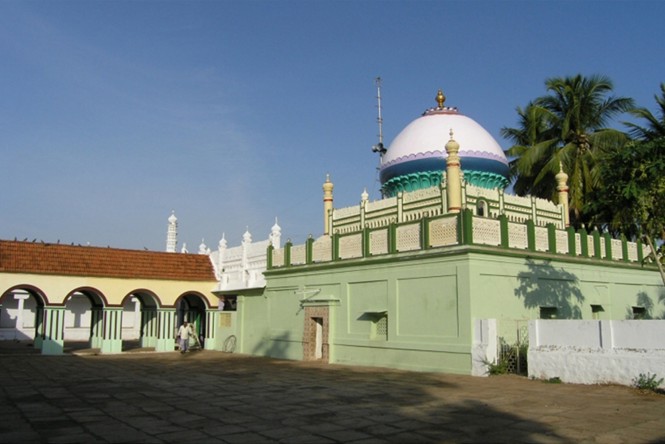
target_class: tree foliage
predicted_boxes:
[502,74,634,229]
[624,83,665,141]
[586,137,665,284]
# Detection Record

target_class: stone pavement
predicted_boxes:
[0,345,663,443]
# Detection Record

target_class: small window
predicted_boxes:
[540,306,558,319]
[591,304,604,320]
[477,200,486,217]
[632,306,647,320]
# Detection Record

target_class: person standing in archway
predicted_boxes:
[177,321,193,354]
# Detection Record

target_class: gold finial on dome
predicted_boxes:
[436,89,446,108]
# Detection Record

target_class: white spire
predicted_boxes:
[198,238,210,255]
[166,211,177,253]
[270,218,281,248]
[243,227,252,244]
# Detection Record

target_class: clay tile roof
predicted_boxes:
[0,240,216,281]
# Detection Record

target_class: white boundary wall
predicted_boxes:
[471,319,498,377]
[528,320,665,386]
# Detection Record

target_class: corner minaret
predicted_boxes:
[556,162,570,227]
[166,211,178,253]
[445,130,462,213]
[323,174,334,235]
[270,218,282,248]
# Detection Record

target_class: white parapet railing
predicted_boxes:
[271,212,647,269]
[528,320,665,386]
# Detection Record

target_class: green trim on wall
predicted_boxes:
[461,209,473,245]
[306,236,314,264]
[526,219,536,251]
[567,226,576,256]
[592,230,602,259]
[579,228,588,258]
[264,242,659,279]
[421,217,430,250]
[621,235,629,262]
[362,228,370,257]
[285,241,292,267]
[267,245,274,269]
[499,215,509,248]
[547,224,557,254]
[603,233,612,260]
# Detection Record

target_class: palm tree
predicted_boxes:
[501,102,558,198]
[624,83,665,141]
[502,74,634,228]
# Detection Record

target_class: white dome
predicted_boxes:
[382,109,507,166]
[378,103,510,196]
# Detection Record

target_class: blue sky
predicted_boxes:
[1,0,663,251]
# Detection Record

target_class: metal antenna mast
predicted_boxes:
[372,77,386,155]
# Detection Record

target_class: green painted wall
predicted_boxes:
[238,247,662,375]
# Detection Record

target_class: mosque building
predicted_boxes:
[0,89,661,375]
[212,90,661,375]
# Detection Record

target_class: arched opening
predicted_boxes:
[63,287,106,353]
[0,285,47,349]
[176,292,209,350]
[120,290,162,351]
[476,200,486,217]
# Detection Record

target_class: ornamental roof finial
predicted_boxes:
[436,89,446,108]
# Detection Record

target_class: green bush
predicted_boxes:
[483,358,509,375]
[632,373,664,392]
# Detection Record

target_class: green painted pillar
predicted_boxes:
[388,223,397,254]
[526,220,536,252]
[499,215,509,248]
[579,228,589,257]
[603,233,612,260]
[362,227,370,257]
[204,309,219,350]
[460,209,473,245]
[40,306,65,355]
[155,308,177,352]
[566,226,576,256]
[547,224,557,254]
[621,235,629,262]
[592,230,602,259]
[33,306,44,350]
[284,240,292,267]
[333,233,341,260]
[306,236,314,264]
[101,307,123,354]
[421,217,430,250]
[266,245,274,269]
[140,308,158,348]
[90,307,104,349]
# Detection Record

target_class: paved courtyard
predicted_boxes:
[0,345,664,443]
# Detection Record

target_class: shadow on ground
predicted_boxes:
[0,347,588,443]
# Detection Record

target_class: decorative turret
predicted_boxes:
[198,239,210,255]
[166,211,177,253]
[323,174,334,235]
[556,162,570,227]
[445,130,462,213]
[270,218,281,248]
